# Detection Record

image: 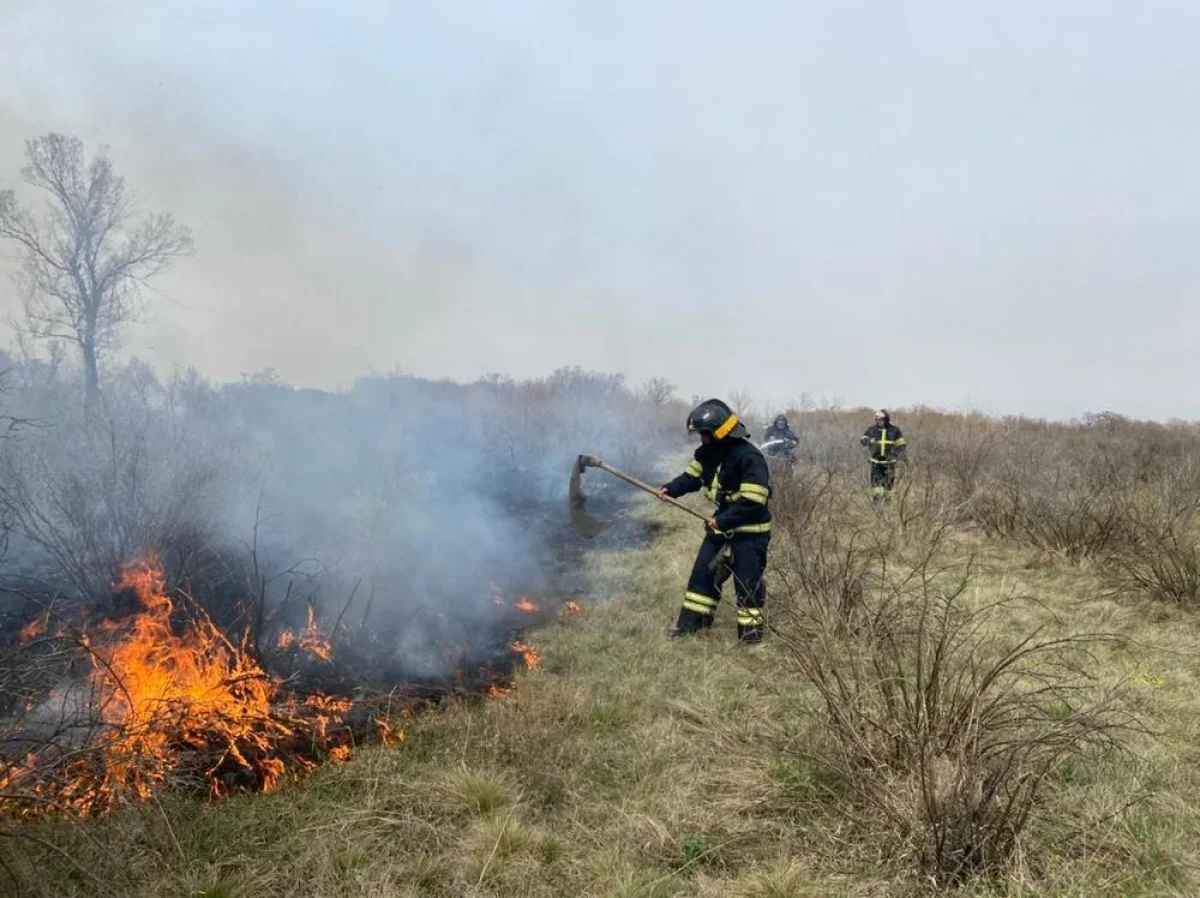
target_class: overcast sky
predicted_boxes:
[1,1,1197,420]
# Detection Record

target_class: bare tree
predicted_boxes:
[638,376,676,406]
[0,134,192,406]
[726,388,757,424]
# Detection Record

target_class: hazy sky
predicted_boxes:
[1,1,1197,420]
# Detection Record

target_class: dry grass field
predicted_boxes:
[4,405,1200,896]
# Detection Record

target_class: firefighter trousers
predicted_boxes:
[869,460,896,495]
[675,531,769,642]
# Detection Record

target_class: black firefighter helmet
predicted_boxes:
[687,398,749,440]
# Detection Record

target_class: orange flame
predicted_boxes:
[19,618,45,642]
[275,608,333,662]
[298,606,333,662]
[375,717,406,747]
[86,558,291,804]
[509,639,542,671]
[0,556,390,819]
[562,601,582,615]
[2,559,545,820]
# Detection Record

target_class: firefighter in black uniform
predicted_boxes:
[859,409,907,501]
[762,413,799,463]
[764,413,798,444]
[657,399,772,643]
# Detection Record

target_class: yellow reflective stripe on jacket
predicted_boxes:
[733,482,769,504]
[685,460,703,478]
[704,469,723,503]
[874,429,905,460]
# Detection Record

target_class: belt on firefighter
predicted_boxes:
[713,521,772,536]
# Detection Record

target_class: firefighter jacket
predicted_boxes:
[764,423,798,444]
[860,424,907,465]
[662,438,772,534]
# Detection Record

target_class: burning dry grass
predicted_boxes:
[1,560,553,824]
[0,557,388,818]
[276,606,334,663]
[3,488,1200,896]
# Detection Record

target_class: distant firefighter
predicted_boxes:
[859,409,907,501]
[761,413,799,463]
[764,413,798,444]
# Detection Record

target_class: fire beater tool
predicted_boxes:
[569,454,731,576]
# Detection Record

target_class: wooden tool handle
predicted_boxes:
[582,456,710,523]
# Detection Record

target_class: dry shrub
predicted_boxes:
[887,462,966,542]
[766,406,1200,574]
[768,469,873,635]
[1098,455,1200,606]
[770,524,1135,886]
[961,415,1198,565]
[1106,506,1200,606]
[0,363,226,601]
[970,475,1134,564]
[910,412,1003,508]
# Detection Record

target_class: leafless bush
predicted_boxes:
[957,414,1200,567]
[769,468,874,634]
[887,461,966,541]
[1105,505,1200,606]
[971,477,1134,564]
[0,610,110,820]
[770,525,1135,885]
[0,364,224,600]
[912,412,1004,508]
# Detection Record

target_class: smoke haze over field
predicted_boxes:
[2,2,1199,420]
[0,361,680,678]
